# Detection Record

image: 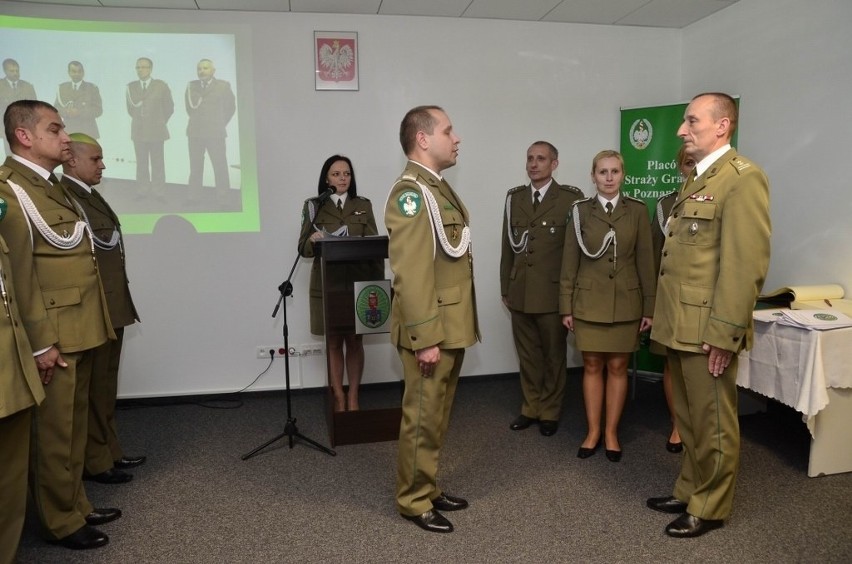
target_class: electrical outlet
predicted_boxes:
[256,346,279,359]
[301,344,324,356]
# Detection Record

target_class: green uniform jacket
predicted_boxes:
[0,234,44,418]
[384,161,479,351]
[0,158,114,353]
[651,148,770,354]
[63,177,139,329]
[500,182,583,313]
[126,79,174,142]
[559,194,656,322]
[297,194,380,334]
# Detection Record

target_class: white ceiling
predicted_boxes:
[7,0,740,28]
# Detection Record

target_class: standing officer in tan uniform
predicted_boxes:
[0,234,45,564]
[62,133,144,485]
[0,100,118,550]
[501,141,582,436]
[647,92,771,538]
[385,105,478,534]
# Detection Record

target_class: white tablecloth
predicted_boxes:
[737,322,852,434]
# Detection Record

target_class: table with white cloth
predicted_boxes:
[737,321,852,477]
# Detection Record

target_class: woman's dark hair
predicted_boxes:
[317,154,357,198]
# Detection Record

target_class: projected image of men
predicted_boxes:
[185,58,235,201]
[55,61,103,139]
[126,57,174,198]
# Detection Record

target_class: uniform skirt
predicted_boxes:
[574,318,640,353]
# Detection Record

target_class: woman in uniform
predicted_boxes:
[650,146,696,453]
[298,155,380,412]
[560,150,656,461]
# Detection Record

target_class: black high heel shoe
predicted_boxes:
[605,449,622,462]
[577,440,601,459]
[666,440,683,453]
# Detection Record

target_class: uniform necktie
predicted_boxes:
[48,173,59,185]
[533,190,540,210]
[11,81,17,91]
[605,202,613,216]
[142,81,147,91]
[337,199,343,212]
[73,82,79,91]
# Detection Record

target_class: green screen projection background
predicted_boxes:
[0,15,258,234]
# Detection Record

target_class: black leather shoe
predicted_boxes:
[85,508,122,526]
[666,441,683,453]
[114,455,146,469]
[402,510,453,533]
[509,415,537,431]
[84,467,133,484]
[605,449,622,462]
[431,493,468,511]
[52,525,109,549]
[539,420,559,436]
[646,496,688,514]
[665,513,724,538]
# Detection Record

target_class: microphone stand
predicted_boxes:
[242,219,336,460]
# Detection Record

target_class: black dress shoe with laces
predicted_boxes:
[646,495,688,514]
[509,415,537,431]
[539,420,559,436]
[665,513,724,538]
[114,455,146,469]
[84,467,133,484]
[431,493,468,511]
[402,510,453,533]
[52,525,109,550]
[85,508,122,526]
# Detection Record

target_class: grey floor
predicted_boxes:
[16,372,852,563]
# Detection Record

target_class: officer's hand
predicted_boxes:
[702,343,732,378]
[415,346,440,377]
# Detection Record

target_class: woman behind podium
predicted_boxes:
[298,155,380,411]
[559,150,656,462]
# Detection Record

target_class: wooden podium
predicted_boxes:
[314,236,401,447]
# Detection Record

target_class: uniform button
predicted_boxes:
[437,298,443,304]
[411,336,417,341]
[663,251,668,257]
[608,258,613,262]
[733,336,740,342]
[673,213,678,218]
[49,299,56,305]
[668,232,673,237]
[660,271,665,276]
[693,210,699,216]
[608,274,614,279]
[703,299,708,304]
[528,249,534,254]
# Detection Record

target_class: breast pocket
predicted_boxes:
[441,210,464,245]
[348,214,369,235]
[677,202,717,246]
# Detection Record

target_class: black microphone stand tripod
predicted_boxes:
[242,240,336,460]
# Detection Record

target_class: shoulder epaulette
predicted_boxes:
[656,191,677,203]
[507,185,526,195]
[0,167,9,182]
[623,194,646,205]
[558,184,584,196]
[730,156,753,173]
[572,195,595,207]
[354,195,370,201]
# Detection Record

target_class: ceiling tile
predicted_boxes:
[544,0,649,25]
[618,0,739,28]
[379,0,470,18]
[290,0,381,15]
[463,0,563,21]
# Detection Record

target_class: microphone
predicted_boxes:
[314,187,335,204]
